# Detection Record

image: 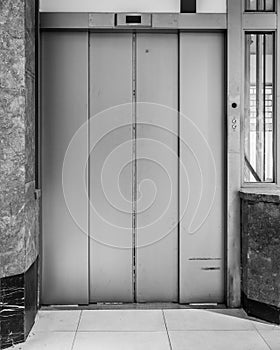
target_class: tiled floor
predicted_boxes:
[12,309,280,350]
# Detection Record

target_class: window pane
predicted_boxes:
[245,0,275,11]
[265,0,274,10]
[244,33,274,183]
[246,0,257,10]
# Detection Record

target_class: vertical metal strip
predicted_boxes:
[132,33,137,302]
[87,33,91,303]
[177,33,181,302]
[263,34,267,181]
[244,34,251,179]
[35,0,40,190]
[256,34,260,179]
[276,6,280,185]
[37,3,42,304]
[256,34,264,180]
[227,0,242,307]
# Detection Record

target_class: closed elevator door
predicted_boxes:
[41,31,224,305]
[89,33,178,302]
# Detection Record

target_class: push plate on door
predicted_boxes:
[115,13,152,27]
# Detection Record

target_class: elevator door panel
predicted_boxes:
[89,34,134,302]
[41,32,88,304]
[179,33,224,303]
[136,34,178,302]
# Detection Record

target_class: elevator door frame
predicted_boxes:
[41,6,273,307]
[40,25,229,307]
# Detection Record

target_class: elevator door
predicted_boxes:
[89,33,178,302]
[41,32,89,304]
[179,33,224,303]
[41,31,224,305]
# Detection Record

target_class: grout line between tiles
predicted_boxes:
[254,327,274,350]
[250,318,277,332]
[71,310,83,350]
[162,310,173,350]
[248,318,259,332]
[155,329,262,332]
[76,330,174,333]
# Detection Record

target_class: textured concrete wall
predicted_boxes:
[241,191,280,307]
[0,0,39,278]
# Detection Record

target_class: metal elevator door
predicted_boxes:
[41,31,224,305]
[89,33,178,302]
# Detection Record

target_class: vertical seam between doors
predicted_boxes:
[87,32,91,304]
[132,33,137,302]
[177,32,181,304]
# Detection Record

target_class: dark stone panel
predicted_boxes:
[181,0,196,13]
[0,258,39,349]
[247,202,280,305]
[241,192,280,324]
[24,259,38,336]
[1,274,24,307]
[242,292,280,325]
[0,274,25,349]
[1,331,25,350]
[241,202,249,296]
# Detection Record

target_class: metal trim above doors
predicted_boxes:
[40,13,227,30]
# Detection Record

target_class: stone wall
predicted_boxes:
[0,0,39,348]
[0,0,39,278]
[241,189,280,324]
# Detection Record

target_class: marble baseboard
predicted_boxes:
[24,256,38,336]
[242,292,280,325]
[0,258,38,349]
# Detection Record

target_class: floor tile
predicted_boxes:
[78,310,166,332]
[32,310,81,331]
[169,330,270,350]
[258,330,280,350]
[73,331,171,350]
[164,309,255,331]
[12,332,75,350]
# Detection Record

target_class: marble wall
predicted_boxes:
[0,0,39,279]
[0,1,39,346]
[241,190,280,324]
[0,259,38,349]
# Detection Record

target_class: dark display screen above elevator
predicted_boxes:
[41,31,225,305]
